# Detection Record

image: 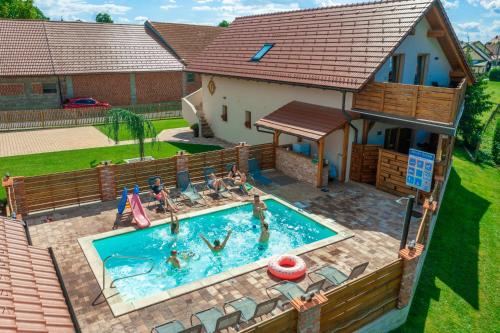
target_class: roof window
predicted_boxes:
[251,43,274,61]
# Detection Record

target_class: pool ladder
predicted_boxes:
[92,254,155,306]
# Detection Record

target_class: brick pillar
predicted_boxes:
[176,151,188,173]
[11,177,27,217]
[397,244,424,309]
[291,292,328,333]
[97,164,117,201]
[237,142,250,173]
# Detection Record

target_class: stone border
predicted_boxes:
[78,195,353,317]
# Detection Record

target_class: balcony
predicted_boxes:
[352,78,467,125]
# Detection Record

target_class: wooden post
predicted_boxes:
[316,138,325,187]
[340,123,350,182]
[273,130,281,147]
[362,120,369,144]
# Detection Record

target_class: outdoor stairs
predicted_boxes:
[196,104,214,138]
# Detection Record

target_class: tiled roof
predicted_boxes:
[0,20,183,76]
[187,0,437,90]
[0,217,75,333]
[148,22,224,65]
[255,101,358,141]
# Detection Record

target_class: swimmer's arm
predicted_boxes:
[221,229,232,248]
[200,234,215,250]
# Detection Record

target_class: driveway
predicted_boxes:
[0,127,113,157]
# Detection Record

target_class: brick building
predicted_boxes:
[0,19,187,110]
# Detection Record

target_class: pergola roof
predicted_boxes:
[255,101,356,141]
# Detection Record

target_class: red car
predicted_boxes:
[63,97,110,109]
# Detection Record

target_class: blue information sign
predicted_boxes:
[406,149,435,192]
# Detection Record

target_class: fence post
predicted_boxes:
[397,244,424,309]
[10,176,27,218]
[97,164,117,201]
[176,151,189,185]
[237,142,250,173]
[291,292,328,333]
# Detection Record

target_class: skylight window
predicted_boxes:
[251,43,274,61]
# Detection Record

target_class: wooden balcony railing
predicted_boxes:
[352,78,467,125]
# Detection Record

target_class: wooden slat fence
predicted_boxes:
[0,101,181,131]
[22,169,100,214]
[187,148,239,184]
[375,149,415,197]
[352,78,466,124]
[249,144,275,170]
[240,310,298,333]
[350,144,381,184]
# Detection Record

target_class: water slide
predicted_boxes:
[128,194,151,229]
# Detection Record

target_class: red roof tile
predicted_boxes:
[0,217,75,333]
[0,20,183,77]
[255,101,358,140]
[148,22,224,65]
[187,0,436,90]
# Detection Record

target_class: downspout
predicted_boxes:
[341,91,359,143]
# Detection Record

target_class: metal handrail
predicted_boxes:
[92,254,154,306]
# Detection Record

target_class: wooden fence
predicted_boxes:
[350,144,381,184]
[352,78,467,125]
[375,149,415,197]
[241,260,403,333]
[4,144,275,215]
[0,101,181,131]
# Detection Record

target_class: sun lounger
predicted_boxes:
[203,166,232,198]
[151,320,202,333]
[248,158,272,185]
[191,307,241,333]
[224,163,252,194]
[176,171,205,205]
[224,296,278,323]
[308,262,369,289]
[266,279,325,309]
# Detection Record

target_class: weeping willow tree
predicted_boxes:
[104,108,157,160]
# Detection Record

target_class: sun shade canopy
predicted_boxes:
[255,101,357,141]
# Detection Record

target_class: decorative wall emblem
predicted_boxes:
[208,78,216,95]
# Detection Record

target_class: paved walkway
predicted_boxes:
[0,127,233,157]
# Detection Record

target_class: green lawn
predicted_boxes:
[395,147,499,332]
[94,118,189,141]
[0,142,221,201]
[485,80,500,105]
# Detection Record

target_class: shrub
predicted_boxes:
[489,67,500,82]
[190,123,199,137]
[492,118,500,165]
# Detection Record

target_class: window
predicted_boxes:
[75,99,96,105]
[42,83,57,94]
[221,105,228,122]
[388,54,405,83]
[384,127,412,154]
[244,111,251,129]
[186,72,195,83]
[251,43,274,62]
[414,54,429,85]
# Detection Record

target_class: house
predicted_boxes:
[184,0,473,189]
[485,35,499,66]
[146,21,224,95]
[462,41,492,74]
[0,19,222,111]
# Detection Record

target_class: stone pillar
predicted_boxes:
[176,151,188,173]
[97,164,117,201]
[397,244,424,309]
[291,292,328,333]
[237,142,250,173]
[11,177,27,217]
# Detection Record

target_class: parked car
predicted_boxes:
[63,97,110,109]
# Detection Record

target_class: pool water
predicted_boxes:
[93,199,336,302]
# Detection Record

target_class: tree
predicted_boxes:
[218,20,230,27]
[458,75,493,152]
[0,0,47,20]
[96,12,113,23]
[104,109,157,160]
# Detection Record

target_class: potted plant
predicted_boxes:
[191,123,200,137]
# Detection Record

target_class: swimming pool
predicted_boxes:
[79,195,351,316]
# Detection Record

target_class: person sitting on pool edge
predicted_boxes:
[170,211,179,235]
[152,177,179,213]
[207,173,228,193]
[166,250,181,268]
[259,213,270,244]
[200,229,232,252]
[227,164,248,194]
[253,194,267,218]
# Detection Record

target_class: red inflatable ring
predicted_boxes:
[268,254,306,280]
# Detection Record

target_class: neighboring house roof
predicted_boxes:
[188,0,473,91]
[0,217,75,333]
[472,41,491,56]
[463,42,492,62]
[255,101,358,141]
[0,19,183,77]
[147,21,224,65]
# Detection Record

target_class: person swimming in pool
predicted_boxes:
[166,250,181,268]
[170,211,179,235]
[200,229,232,252]
[259,213,270,243]
[253,194,267,218]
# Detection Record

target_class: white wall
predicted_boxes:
[374,18,452,87]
